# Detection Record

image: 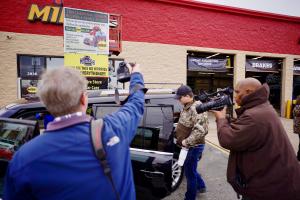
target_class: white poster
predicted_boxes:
[64,7,109,55]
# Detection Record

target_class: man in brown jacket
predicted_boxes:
[212,78,300,200]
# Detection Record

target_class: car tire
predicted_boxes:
[171,158,184,191]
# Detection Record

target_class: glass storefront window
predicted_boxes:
[18,55,63,98]
[46,57,64,70]
[20,79,40,99]
[18,55,123,98]
[19,56,46,79]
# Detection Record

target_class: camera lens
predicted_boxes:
[196,95,232,114]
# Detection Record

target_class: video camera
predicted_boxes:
[117,62,135,83]
[195,87,233,114]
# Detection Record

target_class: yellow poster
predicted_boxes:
[64,53,108,77]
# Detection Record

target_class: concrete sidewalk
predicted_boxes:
[206,113,299,154]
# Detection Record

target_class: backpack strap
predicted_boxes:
[90,119,120,200]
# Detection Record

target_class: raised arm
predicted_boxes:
[103,65,145,145]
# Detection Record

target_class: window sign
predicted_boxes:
[19,56,46,78]
[20,79,40,99]
[246,60,280,72]
[294,64,300,75]
[86,77,108,90]
[187,56,227,72]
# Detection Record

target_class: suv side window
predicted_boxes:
[141,105,174,152]
[93,104,174,153]
[14,109,52,132]
[147,97,183,123]
[131,127,160,150]
[147,97,182,113]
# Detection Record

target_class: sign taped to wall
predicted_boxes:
[64,53,108,77]
[246,60,280,72]
[64,7,109,55]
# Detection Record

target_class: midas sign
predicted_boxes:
[28,4,64,24]
[27,86,37,94]
[27,4,119,27]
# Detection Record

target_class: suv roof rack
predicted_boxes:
[87,88,176,98]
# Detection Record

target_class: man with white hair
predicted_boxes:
[4,64,145,200]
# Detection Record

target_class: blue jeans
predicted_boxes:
[184,144,206,200]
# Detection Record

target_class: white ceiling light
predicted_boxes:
[206,53,220,59]
[252,56,263,60]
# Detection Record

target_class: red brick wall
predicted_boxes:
[1,0,300,55]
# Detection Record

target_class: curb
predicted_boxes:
[206,140,229,155]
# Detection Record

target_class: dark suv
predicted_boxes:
[0,89,183,199]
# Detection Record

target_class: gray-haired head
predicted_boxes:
[37,67,87,117]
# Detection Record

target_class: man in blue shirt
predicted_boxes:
[4,64,144,200]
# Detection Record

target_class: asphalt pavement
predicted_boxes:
[163,113,299,200]
[163,143,236,200]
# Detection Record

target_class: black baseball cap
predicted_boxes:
[174,85,193,99]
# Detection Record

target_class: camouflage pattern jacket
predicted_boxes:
[293,104,300,134]
[178,100,209,147]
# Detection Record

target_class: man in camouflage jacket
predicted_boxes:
[175,85,209,200]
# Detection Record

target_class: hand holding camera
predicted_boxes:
[127,63,141,74]
[211,106,227,120]
[117,61,141,83]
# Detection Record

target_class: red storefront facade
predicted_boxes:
[1,0,300,54]
[1,0,300,115]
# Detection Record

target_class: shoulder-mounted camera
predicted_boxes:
[195,87,234,114]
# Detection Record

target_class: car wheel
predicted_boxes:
[171,158,184,191]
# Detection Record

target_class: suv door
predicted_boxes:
[92,104,174,199]
[0,118,40,196]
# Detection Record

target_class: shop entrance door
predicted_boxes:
[245,57,282,111]
[186,51,234,97]
[187,72,233,96]
[293,59,300,99]
[186,52,234,116]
